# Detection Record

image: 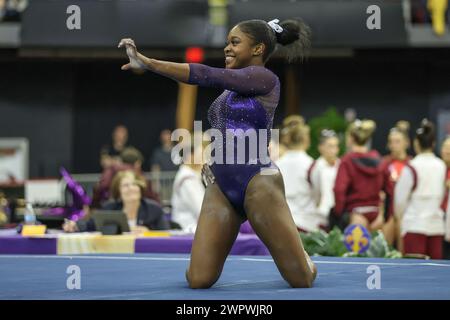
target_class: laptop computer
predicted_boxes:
[92,210,130,235]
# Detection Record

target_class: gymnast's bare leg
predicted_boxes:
[244,172,317,288]
[186,183,243,289]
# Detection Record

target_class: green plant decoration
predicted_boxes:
[306,107,348,159]
[300,227,402,259]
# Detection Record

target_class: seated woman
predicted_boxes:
[63,170,170,233]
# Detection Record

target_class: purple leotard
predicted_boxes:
[188,63,280,216]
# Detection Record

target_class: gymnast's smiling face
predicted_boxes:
[224,26,264,69]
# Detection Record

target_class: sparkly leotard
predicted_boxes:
[188,63,280,216]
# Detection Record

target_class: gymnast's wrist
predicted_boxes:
[140,55,156,71]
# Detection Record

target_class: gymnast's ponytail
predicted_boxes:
[237,18,311,63]
[275,19,311,62]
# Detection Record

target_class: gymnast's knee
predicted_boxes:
[186,269,217,289]
[286,274,314,289]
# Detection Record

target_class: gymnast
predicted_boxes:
[118,18,317,288]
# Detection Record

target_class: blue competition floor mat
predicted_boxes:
[0,254,449,300]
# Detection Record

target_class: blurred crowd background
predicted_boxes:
[1,0,450,259]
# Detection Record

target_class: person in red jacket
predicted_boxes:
[440,136,450,259]
[380,121,411,249]
[333,119,383,231]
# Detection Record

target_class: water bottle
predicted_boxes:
[24,203,36,225]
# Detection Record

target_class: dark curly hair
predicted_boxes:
[237,18,311,63]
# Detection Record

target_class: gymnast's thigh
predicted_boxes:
[243,172,315,287]
[187,182,243,287]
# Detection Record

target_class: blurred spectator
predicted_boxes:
[150,129,180,173]
[410,0,449,36]
[0,192,9,226]
[268,126,286,162]
[380,121,411,249]
[0,0,28,22]
[171,139,206,233]
[0,0,4,21]
[276,115,316,232]
[440,136,450,259]
[100,125,130,169]
[92,146,159,207]
[411,0,432,23]
[395,119,446,259]
[63,170,169,233]
[332,119,384,232]
[307,129,340,232]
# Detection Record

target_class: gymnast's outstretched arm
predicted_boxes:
[118,38,276,96]
[118,38,190,82]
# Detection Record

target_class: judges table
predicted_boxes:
[0,229,270,256]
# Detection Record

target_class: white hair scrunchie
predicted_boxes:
[267,19,283,34]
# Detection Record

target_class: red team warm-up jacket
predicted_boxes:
[333,150,383,217]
